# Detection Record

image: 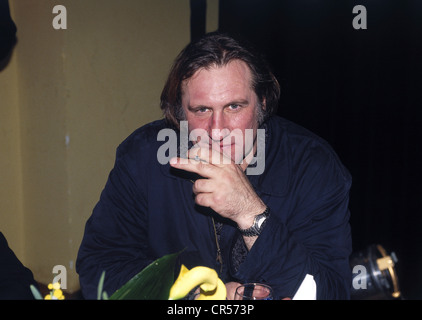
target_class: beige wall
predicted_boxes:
[0,0,217,293]
[0,44,23,255]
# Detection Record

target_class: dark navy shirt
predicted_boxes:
[76,116,352,300]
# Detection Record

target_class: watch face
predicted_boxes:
[256,215,266,228]
[238,210,269,236]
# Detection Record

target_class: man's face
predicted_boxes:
[181,60,263,166]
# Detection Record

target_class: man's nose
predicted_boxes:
[210,113,230,141]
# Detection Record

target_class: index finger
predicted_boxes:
[169,156,216,178]
[187,145,232,167]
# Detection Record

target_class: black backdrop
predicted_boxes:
[200,0,422,299]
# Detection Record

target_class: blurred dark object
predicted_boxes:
[350,244,401,300]
[0,232,39,299]
[0,0,17,68]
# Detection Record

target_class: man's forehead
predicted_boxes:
[181,60,254,98]
[185,60,252,84]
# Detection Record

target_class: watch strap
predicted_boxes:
[237,207,270,237]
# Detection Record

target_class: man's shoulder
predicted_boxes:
[268,116,335,158]
[126,119,169,141]
[267,116,351,181]
[117,119,169,154]
[268,116,326,145]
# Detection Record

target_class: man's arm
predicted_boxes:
[170,140,352,299]
[76,146,152,299]
[231,147,353,299]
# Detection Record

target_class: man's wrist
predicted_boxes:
[236,202,267,230]
[237,207,270,237]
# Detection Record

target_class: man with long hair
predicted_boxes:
[77,32,352,300]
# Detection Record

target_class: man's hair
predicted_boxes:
[160,32,280,129]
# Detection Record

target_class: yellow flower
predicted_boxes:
[44,282,65,300]
[53,289,64,300]
[169,265,226,300]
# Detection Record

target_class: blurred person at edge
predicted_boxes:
[0,232,39,299]
[77,32,352,300]
[0,0,38,301]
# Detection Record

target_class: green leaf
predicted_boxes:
[109,251,181,300]
[97,271,106,300]
[102,291,109,300]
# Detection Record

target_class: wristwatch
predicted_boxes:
[238,207,270,237]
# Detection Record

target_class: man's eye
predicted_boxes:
[228,104,240,110]
[191,106,208,113]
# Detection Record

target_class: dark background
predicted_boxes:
[213,0,422,299]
